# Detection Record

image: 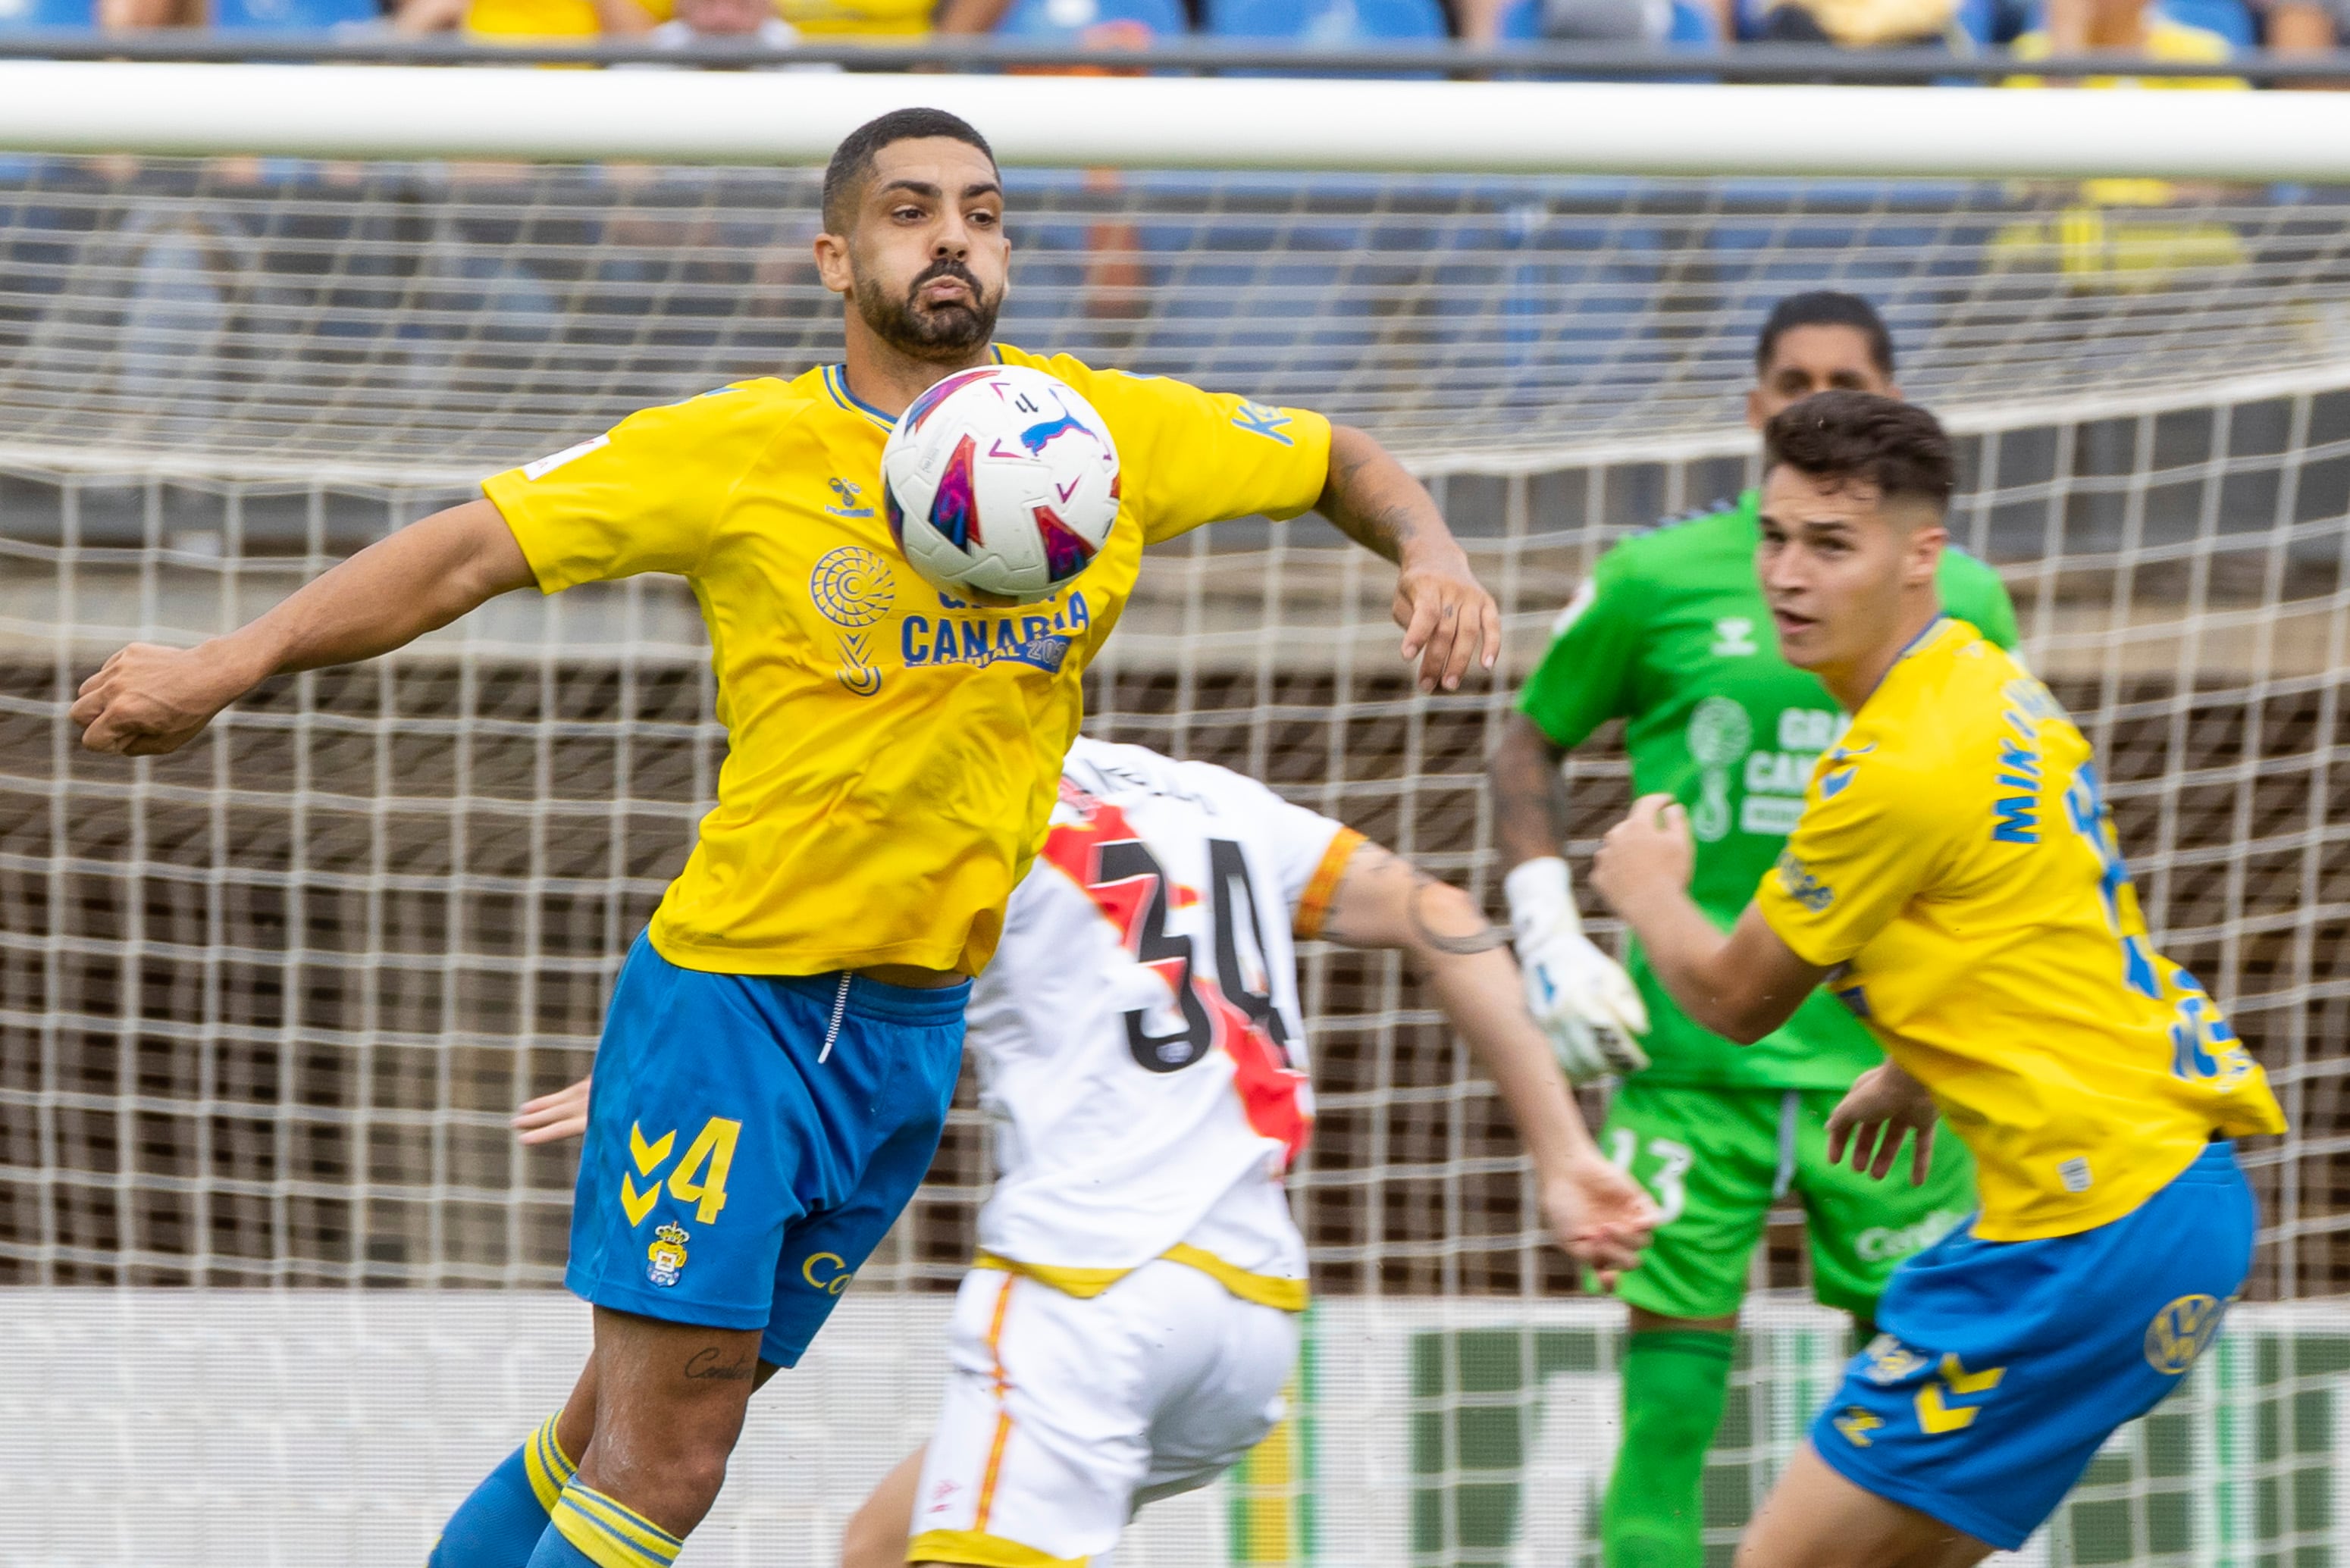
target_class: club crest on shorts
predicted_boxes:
[647,1222,691,1289]
[2145,1293,2226,1375]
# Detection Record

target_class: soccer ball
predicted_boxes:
[881,365,1122,605]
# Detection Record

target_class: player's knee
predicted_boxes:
[589,1430,735,1533]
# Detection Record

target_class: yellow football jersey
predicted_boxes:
[482,347,1331,978]
[1755,617,2284,1241]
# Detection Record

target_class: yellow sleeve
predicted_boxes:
[1022,352,1333,546]
[481,384,782,593]
[1752,741,1953,968]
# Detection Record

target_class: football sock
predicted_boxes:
[528,1481,685,1568]
[1601,1329,1737,1568]
[430,1413,576,1568]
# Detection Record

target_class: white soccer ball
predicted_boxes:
[882,364,1122,605]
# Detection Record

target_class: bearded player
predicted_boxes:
[1486,293,2018,1568]
[519,734,1658,1568]
[1592,392,2283,1566]
[69,109,1499,1568]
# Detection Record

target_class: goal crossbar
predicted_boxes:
[5,61,2350,178]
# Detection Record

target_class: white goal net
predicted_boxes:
[3,79,2349,1566]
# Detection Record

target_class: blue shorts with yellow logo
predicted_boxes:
[565,933,969,1368]
[1811,1141,2254,1551]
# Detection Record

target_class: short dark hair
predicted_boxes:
[1762,390,1955,512]
[1755,290,1896,380]
[821,108,998,236]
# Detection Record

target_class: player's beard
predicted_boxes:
[854,258,1001,360]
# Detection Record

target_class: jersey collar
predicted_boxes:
[822,346,1013,434]
[821,364,897,432]
[1896,613,1951,662]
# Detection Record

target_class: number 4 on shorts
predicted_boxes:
[668,1117,741,1223]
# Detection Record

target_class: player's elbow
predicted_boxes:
[1701,989,1795,1047]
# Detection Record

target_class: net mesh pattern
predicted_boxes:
[1,150,2348,1566]
[2,156,2349,471]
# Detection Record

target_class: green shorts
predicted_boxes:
[1600,1079,1977,1322]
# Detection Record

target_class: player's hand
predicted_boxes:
[1540,1153,1660,1288]
[1590,795,1694,915]
[1504,858,1650,1085]
[514,1076,592,1145]
[72,641,256,756]
[1394,541,1500,696]
[1826,1063,1938,1186]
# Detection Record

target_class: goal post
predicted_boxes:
[1,68,2348,1566]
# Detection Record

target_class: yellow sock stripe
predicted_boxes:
[562,1486,682,1565]
[549,1485,682,1568]
[523,1415,577,1513]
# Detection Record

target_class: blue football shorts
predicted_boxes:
[1810,1140,2255,1551]
[565,932,969,1368]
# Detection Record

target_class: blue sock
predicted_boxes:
[528,1482,683,1568]
[430,1413,576,1568]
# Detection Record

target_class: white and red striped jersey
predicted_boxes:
[964,737,1364,1307]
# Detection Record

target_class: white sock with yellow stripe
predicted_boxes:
[528,1481,684,1568]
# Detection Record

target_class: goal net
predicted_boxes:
[2,75,2348,1566]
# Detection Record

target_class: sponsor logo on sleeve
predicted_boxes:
[1231,400,1296,445]
[1775,850,1834,911]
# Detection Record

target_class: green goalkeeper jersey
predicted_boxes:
[1518,489,2021,1091]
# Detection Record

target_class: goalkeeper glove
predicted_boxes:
[1504,856,1650,1085]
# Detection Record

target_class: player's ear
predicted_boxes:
[812,230,854,297]
[1903,518,1947,588]
[1744,383,1768,432]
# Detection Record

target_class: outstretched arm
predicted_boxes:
[74,499,536,756]
[1319,842,1657,1282]
[1487,712,1650,1083]
[1316,424,1500,696]
[1589,794,1827,1044]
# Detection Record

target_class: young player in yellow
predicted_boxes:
[1590,391,2285,1566]
[67,109,1499,1568]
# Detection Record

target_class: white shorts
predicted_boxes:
[907,1258,1302,1566]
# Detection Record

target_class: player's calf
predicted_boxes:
[841,1449,925,1568]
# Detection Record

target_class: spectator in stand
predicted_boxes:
[1455,0,1681,44]
[395,0,655,42]
[1744,0,1963,46]
[648,0,800,43]
[929,0,1167,39]
[2253,0,2347,55]
[2008,0,2245,87]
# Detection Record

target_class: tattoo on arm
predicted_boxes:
[1408,873,1510,956]
[1490,718,1573,870]
[1319,842,1507,955]
[1319,441,1422,563]
[683,1347,757,1382]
